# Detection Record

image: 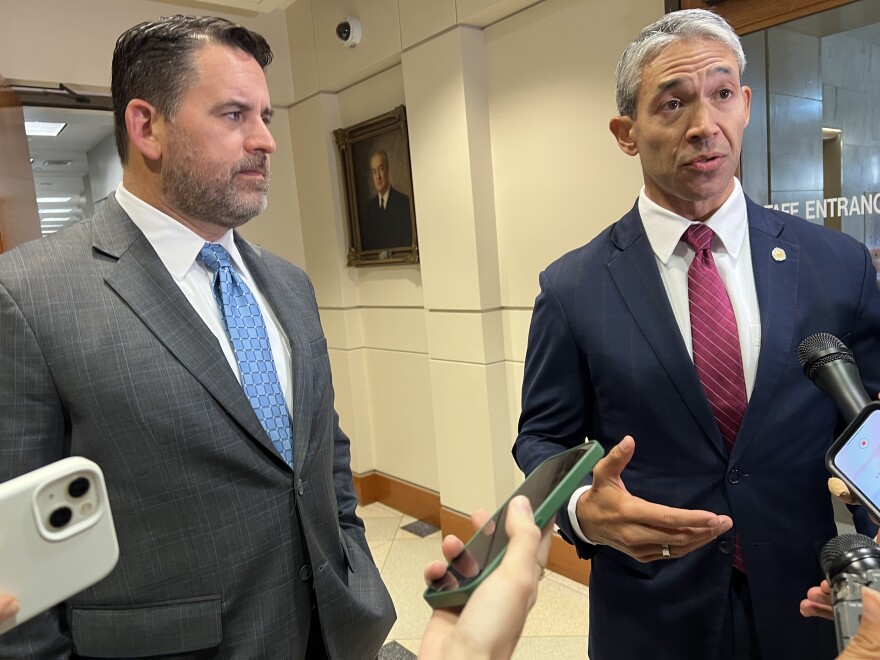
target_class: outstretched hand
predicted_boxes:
[575,436,733,562]
[419,496,553,659]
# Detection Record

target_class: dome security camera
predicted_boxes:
[335,17,361,48]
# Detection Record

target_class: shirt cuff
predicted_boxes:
[567,485,598,544]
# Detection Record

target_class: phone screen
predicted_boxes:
[427,444,593,596]
[831,408,880,508]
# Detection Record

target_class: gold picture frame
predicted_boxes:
[334,105,419,267]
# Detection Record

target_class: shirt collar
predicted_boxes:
[115,183,244,280]
[639,177,748,265]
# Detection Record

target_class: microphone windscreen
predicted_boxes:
[798,333,856,379]
[821,533,880,575]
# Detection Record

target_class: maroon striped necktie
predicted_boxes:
[684,223,747,572]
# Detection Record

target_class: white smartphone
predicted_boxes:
[0,456,119,634]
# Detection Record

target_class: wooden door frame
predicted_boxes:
[0,75,41,252]
[670,0,857,35]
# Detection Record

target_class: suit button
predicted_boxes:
[297,478,304,495]
[727,469,740,484]
[299,564,312,581]
[719,540,732,555]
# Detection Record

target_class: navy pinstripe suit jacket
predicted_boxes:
[514,196,880,659]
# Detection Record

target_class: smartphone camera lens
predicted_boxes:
[68,477,90,498]
[49,506,73,529]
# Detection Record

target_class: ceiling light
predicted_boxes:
[39,208,75,214]
[36,196,72,203]
[25,121,66,137]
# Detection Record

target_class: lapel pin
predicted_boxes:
[771,247,786,262]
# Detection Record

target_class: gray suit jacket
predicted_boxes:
[0,195,395,658]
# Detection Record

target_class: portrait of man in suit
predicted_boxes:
[360,148,413,251]
[0,15,394,658]
[513,9,880,660]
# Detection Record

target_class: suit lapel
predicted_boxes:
[606,206,727,458]
[94,196,288,467]
[733,200,798,459]
[237,238,313,475]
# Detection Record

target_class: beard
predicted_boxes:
[161,142,270,230]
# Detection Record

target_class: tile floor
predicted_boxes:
[361,502,591,659]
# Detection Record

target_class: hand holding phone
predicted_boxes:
[826,401,880,521]
[419,495,552,659]
[423,441,604,609]
[0,457,119,634]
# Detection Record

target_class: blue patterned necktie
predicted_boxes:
[197,243,293,465]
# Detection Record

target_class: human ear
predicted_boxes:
[609,116,639,156]
[125,99,164,162]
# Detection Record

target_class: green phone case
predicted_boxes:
[423,440,604,609]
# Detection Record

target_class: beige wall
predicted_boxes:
[287,0,661,514]
[0,0,663,515]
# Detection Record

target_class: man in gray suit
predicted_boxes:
[0,15,394,658]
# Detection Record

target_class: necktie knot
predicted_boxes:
[197,243,233,275]
[683,224,714,253]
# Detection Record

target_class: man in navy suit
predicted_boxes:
[360,149,413,250]
[513,9,880,660]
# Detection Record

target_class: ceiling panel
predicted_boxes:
[180,0,299,13]
[24,106,114,235]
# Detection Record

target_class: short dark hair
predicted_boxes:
[111,15,273,164]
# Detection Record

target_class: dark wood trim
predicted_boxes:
[353,470,441,528]
[679,0,857,35]
[547,529,591,586]
[353,469,591,586]
[352,470,382,505]
[11,85,112,112]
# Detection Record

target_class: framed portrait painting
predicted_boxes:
[333,105,419,266]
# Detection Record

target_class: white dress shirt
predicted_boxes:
[115,183,293,415]
[566,178,761,542]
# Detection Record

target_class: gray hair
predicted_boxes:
[615,9,746,118]
[370,149,389,168]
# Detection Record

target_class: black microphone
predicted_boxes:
[798,333,871,424]
[821,533,880,651]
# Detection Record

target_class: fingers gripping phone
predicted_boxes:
[827,401,880,521]
[423,441,604,609]
[0,457,119,634]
